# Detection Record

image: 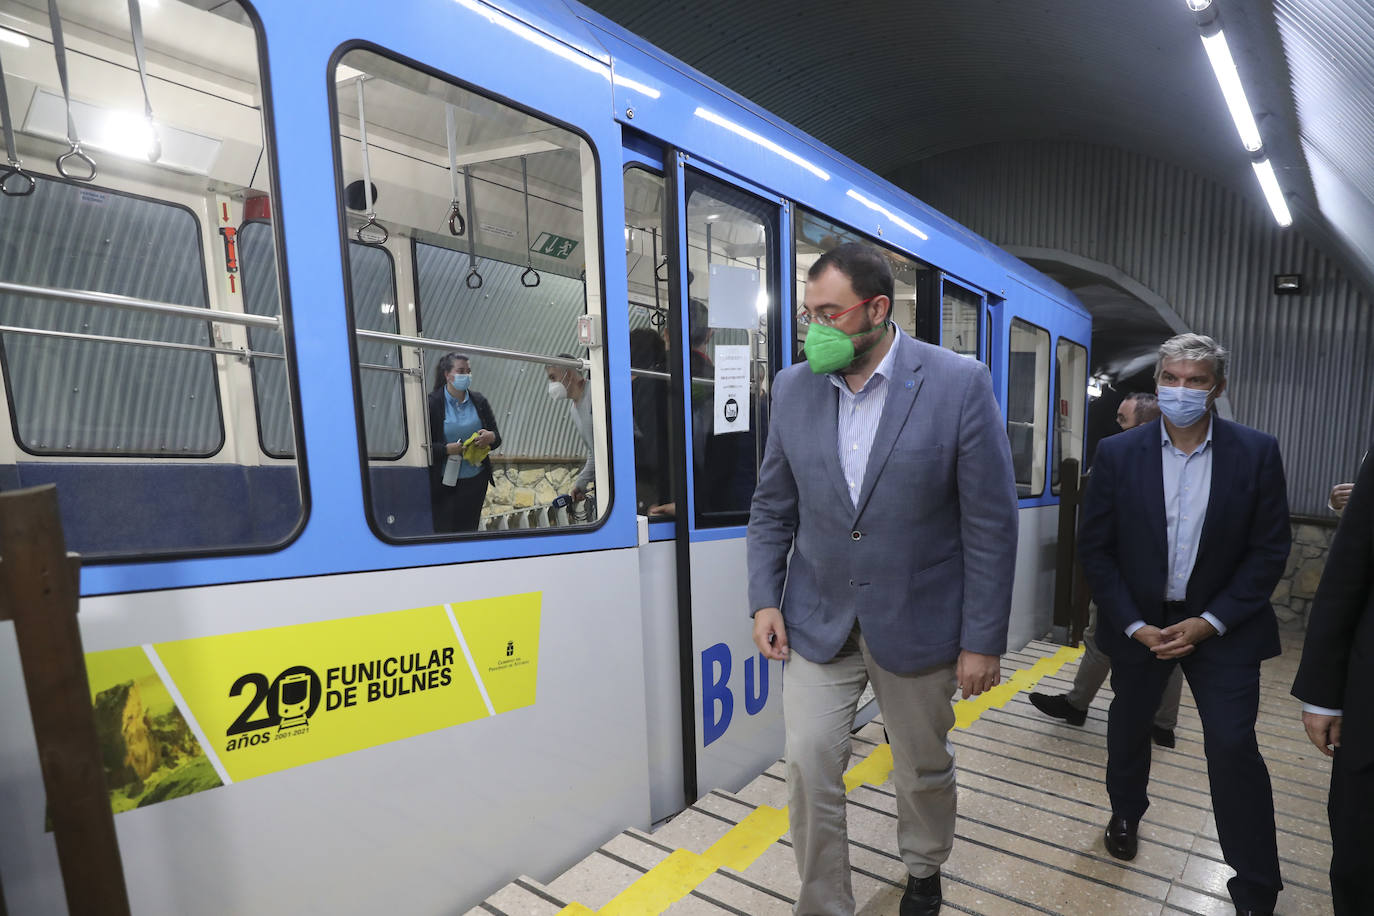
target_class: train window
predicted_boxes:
[684,171,776,528]
[624,167,675,516]
[941,281,981,358]
[1051,338,1088,494]
[0,179,221,456]
[1007,318,1050,498]
[0,0,302,559]
[793,208,931,361]
[333,49,605,537]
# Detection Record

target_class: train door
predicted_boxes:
[624,144,787,816]
[668,155,785,805]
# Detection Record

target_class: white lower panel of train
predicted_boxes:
[0,550,652,915]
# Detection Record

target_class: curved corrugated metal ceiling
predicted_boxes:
[574,0,1374,296]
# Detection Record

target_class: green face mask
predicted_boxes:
[803,321,888,374]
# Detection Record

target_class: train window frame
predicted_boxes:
[682,168,779,530]
[791,206,935,361]
[0,0,310,564]
[1050,337,1088,495]
[0,174,225,459]
[327,41,613,544]
[1006,316,1051,499]
[939,278,982,359]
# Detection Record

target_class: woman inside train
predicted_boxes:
[428,352,501,532]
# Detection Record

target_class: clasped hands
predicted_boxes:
[751,607,1001,699]
[1132,616,1216,659]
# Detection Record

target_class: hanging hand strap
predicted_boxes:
[125,0,161,163]
[48,0,96,181]
[444,105,465,237]
[519,156,540,288]
[0,46,35,197]
[462,165,482,288]
[353,77,387,245]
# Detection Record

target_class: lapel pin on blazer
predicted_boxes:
[905,380,915,389]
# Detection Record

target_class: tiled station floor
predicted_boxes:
[471,632,1334,915]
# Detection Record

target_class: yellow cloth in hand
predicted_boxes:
[461,432,491,466]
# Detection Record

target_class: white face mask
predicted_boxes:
[547,379,568,401]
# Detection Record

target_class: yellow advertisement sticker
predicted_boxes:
[81,593,541,804]
[451,592,541,714]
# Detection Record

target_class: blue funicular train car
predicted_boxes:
[0,0,1089,911]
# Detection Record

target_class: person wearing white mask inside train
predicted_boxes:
[546,355,594,503]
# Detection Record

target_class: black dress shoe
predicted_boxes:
[1151,726,1176,748]
[1104,815,1138,860]
[900,870,942,916]
[1028,692,1087,726]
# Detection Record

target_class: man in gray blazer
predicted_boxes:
[748,243,1019,916]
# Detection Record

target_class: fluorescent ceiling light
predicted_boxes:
[1200,30,1263,152]
[335,63,366,84]
[612,72,660,99]
[0,27,31,48]
[693,106,830,181]
[1186,0,1211,10]
[23,89,221,174]
[1252,158,1292,227]
[845,188,929,241]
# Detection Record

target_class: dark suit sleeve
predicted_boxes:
[1292,447,1374,709]
[955,363,1019,656]
[1077,439,1145,636]
[1205,435,1291,632]
[746,372,800,615]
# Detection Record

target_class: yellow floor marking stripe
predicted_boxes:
[702,803,790,870]
[953,645,1082,729]
[843,741,894,792]
[556,644,1084,915]
[597,848,718,916]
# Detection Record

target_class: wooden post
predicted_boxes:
[0,485,131,916]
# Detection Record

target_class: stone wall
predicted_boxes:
[1271,521,1337,629]
[482,459,585,521]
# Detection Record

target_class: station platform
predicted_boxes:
[469,633,1333,915]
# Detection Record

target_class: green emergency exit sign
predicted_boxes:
[530,232,579,260]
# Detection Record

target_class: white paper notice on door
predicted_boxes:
[713,344,750,435]
[707,264,761,330]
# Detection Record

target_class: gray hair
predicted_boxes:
[1123,392,1161,424]
[1154,333,1228,385]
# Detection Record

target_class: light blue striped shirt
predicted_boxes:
[1125,417,1227,637]
[1162,419,1213,601]
[828,323,898,507]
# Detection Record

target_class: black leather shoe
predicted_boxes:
[1028,692,1087,726]
[1151,726,1176,748]
[900,870,942,916]
[1104,815,1138,860]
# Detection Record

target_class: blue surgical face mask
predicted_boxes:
[449,373,471,392]
[1156,384,1212,427]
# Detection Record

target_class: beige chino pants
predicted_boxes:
[783,622,958,916]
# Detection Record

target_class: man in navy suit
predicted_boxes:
[1292,444,1373,915]
[1078,333,1289,916]
[748,243,1018,916]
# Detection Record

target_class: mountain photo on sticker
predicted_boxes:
[81,647,223,815]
